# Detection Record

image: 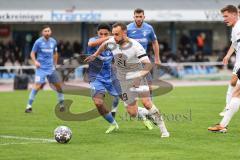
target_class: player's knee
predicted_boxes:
[34,84,42,91]
[127,107,138,117]
[230,80,237,86]
[142,99,152,109]
[93,98,104,108]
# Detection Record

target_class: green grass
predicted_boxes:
[1,86,240,160]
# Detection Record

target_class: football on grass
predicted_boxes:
[54,126,72,144]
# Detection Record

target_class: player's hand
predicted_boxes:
[222,55,230,65]
[84,55,97,63]
[34,60,41,68]
[133,77,141,88]
[154,59,161,65]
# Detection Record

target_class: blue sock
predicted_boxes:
[104,113,116,124]
[112,96,119,112]
[28,89,38,106]
[57,92,64,104]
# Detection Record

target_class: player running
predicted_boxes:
[208,5,240,133]
[127,8,161,129]
[219,4,240,116]
[25,25,64,113]
[85,22,169,138]
[87,23,120,133]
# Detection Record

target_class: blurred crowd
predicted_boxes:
[0,40,83,67]
[0,37,233,79]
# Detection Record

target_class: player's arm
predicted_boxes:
[139,57,153,77]
[152,40,160,64]
[223,44,235,65]
[53,51,59,66]
[30,51,40,68]
[88,37,109,47]
[31,41,40,68]
[84,42,108,62]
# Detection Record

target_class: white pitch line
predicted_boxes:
[0,135,55,143]
[0,141,51,146]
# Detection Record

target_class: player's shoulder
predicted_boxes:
[35,37,44,44]
[142,22,154,30]
[129,38,143,47]
[127,22,135,29]
[88,36,98,42]
[49,37,57,44]
[235,20,240,30]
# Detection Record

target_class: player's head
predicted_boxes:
[41,25,52,39]
[112,22,127,44]
[133,8,145,27]
[97,23,111,38]
[221,5,238,27]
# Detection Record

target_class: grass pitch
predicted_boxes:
[0,85,240,160]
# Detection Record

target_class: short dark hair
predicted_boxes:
[97,23,111,31]
[238,4,240,9]
[221,5,238,14]
[42,25,51,31]
[134,8,144,15]
[112,22,127,31]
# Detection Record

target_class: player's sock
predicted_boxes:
[148,105,168,134]
[220,97,240,127]
[57,92,64,104]
[27,89,38,108]
[137,107,149,120]
[225,84,234,109]
[104,112,117,125]
[111,96,119,117]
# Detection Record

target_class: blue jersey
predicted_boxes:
[32,37,57,73]
[127,22,157,51]
[87,36,114,82]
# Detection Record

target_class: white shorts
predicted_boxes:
[119,77,150,106]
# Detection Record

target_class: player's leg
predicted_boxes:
[209,84,240,133]
[48,70,65,111]
[141,96,169,137]
[105,79,120,118]
[220,73,238,116]
[25,70,45,113]
[90,80,118,133]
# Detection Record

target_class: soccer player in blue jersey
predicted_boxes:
[87,23,120,133]
[25,25,64,113]
[127,8,160,64]
[127,8,160,129]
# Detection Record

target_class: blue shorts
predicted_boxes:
[90,78,121,97]
[35,69,61,84]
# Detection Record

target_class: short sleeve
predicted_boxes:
[149,27,157,42]
[31,41,39,53]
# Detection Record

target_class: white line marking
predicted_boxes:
[0,141,51,146]
[0,135,55,143]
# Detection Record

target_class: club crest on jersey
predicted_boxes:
[143,31,147,37]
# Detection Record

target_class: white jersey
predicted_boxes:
[231,20,240,65]
[105,37,148,80]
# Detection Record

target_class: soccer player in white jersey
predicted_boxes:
[208,5,240,133]
[219,4,240,116]
[85,22,169,137]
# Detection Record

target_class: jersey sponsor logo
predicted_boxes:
[134,38,148,43]
[132,30,137,34]
[41,48,53,53]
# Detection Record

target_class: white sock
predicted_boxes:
[149,105,168,134]
[225,84,234,109]
[137,107,149,120]
[26,104,32,109]
[220,97,240,127]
